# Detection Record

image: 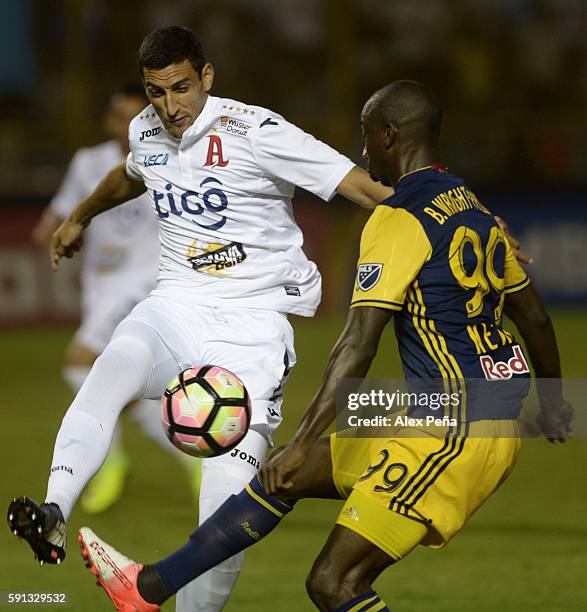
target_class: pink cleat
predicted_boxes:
[78,527,159,612]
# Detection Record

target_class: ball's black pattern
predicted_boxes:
[163,365,251,456]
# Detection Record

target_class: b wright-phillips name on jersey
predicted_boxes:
[189,242,247,272]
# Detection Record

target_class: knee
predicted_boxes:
[65,334,153,414]
[95,333,153,384]
[100,332,149,363]
[306,558,355,610]
[305,563,331,608]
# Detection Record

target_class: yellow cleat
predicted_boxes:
[81,451,130,515]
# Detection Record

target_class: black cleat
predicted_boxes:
[7,497,66,565]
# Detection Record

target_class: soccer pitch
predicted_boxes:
[1,311,585,611]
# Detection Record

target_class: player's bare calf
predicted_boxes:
[7,497,66,565]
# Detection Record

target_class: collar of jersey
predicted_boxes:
[397,164,446,184]
[179,95,216,142]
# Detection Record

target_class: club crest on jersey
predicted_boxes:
[204,135,230,168]
[357,264,383,291]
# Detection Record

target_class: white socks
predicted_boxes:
[46,411,110,521]
[175,464,248,612]
[175,429,268,612]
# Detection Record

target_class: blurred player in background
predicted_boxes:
[76,80,572,612]
[8,25,393,612]
[30,84,200,515]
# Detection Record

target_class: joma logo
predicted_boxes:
[140,127,162,141]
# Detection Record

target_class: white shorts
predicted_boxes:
[114,294,296,437]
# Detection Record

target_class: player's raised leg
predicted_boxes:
[79,424,129,515]
[63,339,130,515]
[67,335,200,513]
[7,317,179,564]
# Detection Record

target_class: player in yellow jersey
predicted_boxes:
[77,81,572,612]
[259,81,572,610]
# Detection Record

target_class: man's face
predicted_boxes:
[361,113,392,187]
[143,59,214,138]
[104,95,146,153]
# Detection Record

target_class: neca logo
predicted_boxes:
[144,153,169,167]
[480,345,529,380]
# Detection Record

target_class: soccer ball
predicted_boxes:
[161,365,251,458]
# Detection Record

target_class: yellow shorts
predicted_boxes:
[331,420,521,554]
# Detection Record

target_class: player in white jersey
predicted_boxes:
[31,85,198,515]
[8,26,392,612]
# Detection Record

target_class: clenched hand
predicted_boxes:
[49,218,85,271]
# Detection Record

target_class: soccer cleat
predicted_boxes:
[78,527,159,611]
[7,497,66,565]
[81,450,130,515]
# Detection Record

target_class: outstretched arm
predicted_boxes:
[335,167,394,210]
[504,284,572,443]
[49,162,146,270]
[334,171,534,268]
[260,306,393,494]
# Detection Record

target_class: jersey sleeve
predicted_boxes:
[125,150,143,181]
[351,207,432,310]
[252,113,355,201]
[503,238,531,294]
[125,118,145,182]
[48,151,87,218]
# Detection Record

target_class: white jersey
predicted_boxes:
[50,140,159,297]
[126,96,355,316]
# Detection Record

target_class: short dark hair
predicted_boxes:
[137,26,206,77]
[364,80,442,141]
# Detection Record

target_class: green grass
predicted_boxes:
[0,311,586,610]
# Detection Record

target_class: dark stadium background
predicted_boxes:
[1,2,586,610]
